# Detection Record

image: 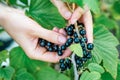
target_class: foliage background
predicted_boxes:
[0,0,120,80]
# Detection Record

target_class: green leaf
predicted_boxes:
[92,25,119,78]
[113,0,120,14]
[95,15,118,30]
[35,67,70,80]
[116,61,120,80]
[0,50,9,65]
[0,66,15,80]
[101,72,114,80]
[83,0,100,14]
[62,0,83,7]
[80,71,101,80]
[8,0,17,5]
[69,44,83,57]
[10,47,48,73]
[20,0,28,6]
[75,0,84,7]
[0,28,4,33]
[88,63,105,74]
[14,68,35,80]
[61,0,75,3]
[26,0,66,30]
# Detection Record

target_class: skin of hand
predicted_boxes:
[0,4,71,63]
[51,0,93,43]
[0,0,93,63]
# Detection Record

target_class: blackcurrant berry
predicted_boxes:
[81,57,87,62]
[60,63,67,71]
[47,46,53,52]
[74,32,78,38]
[76,58,82,64]
[57,50,63,56]
[59,59,65,63]
[67,31,74,36]
[68,24,75,29]
[65,42,71,47]
[67,26,73,32]
[86,53,92,59]
[53,45,59,52]
[60,45,66,50]
[87,43,94,50]
[78,62,83,67]
[80,42,85,48]
[67,38,73,44]
[39,40,46,47]
[83,37,88,43]
[79,29,86,36]
[83,50,87,56]
[74,37,80,43]
[65,59,72,69]
[46,42,52,47]
[65,59,71,64]
[80,38,85,43]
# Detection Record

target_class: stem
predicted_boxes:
[71,54,79,80]
[66,3,81,80]
[66,2,73,12]
[75,22,80,37]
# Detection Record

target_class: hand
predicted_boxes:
[51,0,93,43]
[0,4,71,63]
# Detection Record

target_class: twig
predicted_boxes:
[66,2,73,12]
[71,53,79,80]
[66,2,81,80]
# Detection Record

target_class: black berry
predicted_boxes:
[67,38,73,44]
[57,50,63,56]
[46,42,52,47]
[65,59,72,69]
[39,40,46,47]
[53,45,59,52]
[59,59,65,63]
[74,37,80,43]
[79,29,86,36]
[47,46,53,52]
[60,63,67,71]
[60,45,66,50]
[87,43,94,50]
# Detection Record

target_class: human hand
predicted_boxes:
[51,0,93,43]
[0,5,71,63]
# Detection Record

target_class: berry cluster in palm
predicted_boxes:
[38,22,94,71]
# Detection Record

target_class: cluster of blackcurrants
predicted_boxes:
[38,22,94,71]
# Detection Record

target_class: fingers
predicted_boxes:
[34,27,67,45]
[82,9,93,43]
[53,27,59,32]
[27,46,71,63]
[69,7,84,24]
[59,29,67,36]
[50,0,72,20]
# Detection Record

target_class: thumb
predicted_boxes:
[35,27,67,44]
[50,0,72,20]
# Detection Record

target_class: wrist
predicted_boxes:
[0,3,25,26]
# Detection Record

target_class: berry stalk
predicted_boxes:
[71,3,80,80]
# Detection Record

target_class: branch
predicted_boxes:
[71,53,79,80]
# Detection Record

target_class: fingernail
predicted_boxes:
[71,18,77,24]
[58,35,67,43]
[65,12,72,19]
